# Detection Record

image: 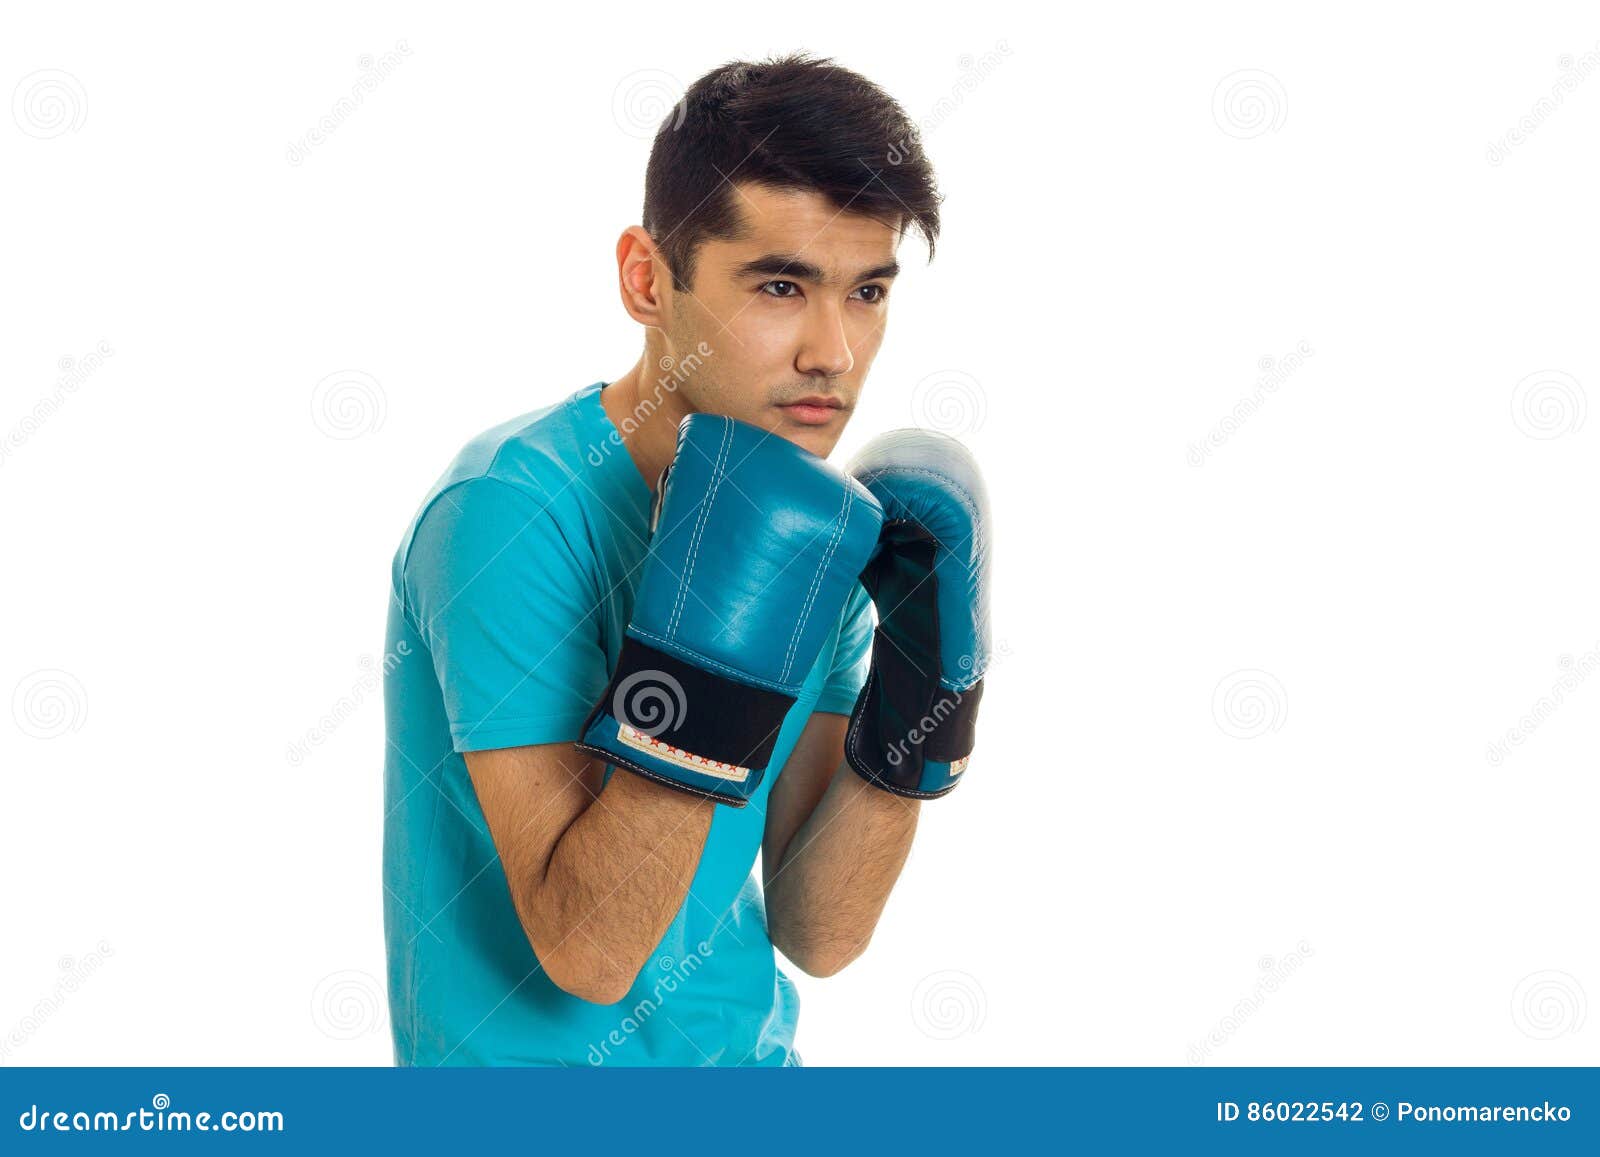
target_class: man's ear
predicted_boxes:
[617,225,670,328]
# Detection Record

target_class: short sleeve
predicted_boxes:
[812,582,877,716]
[401,476,608,752]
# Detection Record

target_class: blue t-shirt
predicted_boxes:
[382,381,874,1066]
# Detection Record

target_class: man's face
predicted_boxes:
[660,182,900,458]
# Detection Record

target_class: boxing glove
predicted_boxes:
[578,413,885,806]
[844,430,992,798]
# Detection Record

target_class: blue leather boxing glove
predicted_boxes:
[577,413,885,806]
[844,430,992,799]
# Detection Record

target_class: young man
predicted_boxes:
[382,54,981,1066]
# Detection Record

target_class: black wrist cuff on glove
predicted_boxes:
[844,626,984,799]
[584,636,795,777]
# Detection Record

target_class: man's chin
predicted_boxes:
[769,419,845,458]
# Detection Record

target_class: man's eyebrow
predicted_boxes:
[729,253,901,284]
[855,260,901,282]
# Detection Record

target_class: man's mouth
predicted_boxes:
[776,396,846,426]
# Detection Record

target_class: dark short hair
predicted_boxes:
[642,53,942,291]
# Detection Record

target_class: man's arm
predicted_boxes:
[761,712,919,978]
[465,743,713,1006]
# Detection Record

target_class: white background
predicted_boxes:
[3,2,1596,1067]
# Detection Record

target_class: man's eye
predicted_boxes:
[761,280,800,298]
[854,284,888,304]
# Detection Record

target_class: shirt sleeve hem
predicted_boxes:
[450,714,590,753]
[811,695,860,717]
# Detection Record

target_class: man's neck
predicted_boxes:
[600,356,692,494]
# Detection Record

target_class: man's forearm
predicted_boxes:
[529,767,714,1004]
[766,764,919,977]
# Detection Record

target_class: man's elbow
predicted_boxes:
[510,906,635,1004]
[554,971,635,1007]
[537,940,637,1005]
[776,932,867,979]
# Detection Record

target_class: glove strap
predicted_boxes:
[577,636,794,805]
[846,629,983,798]
[844,529,984,798]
